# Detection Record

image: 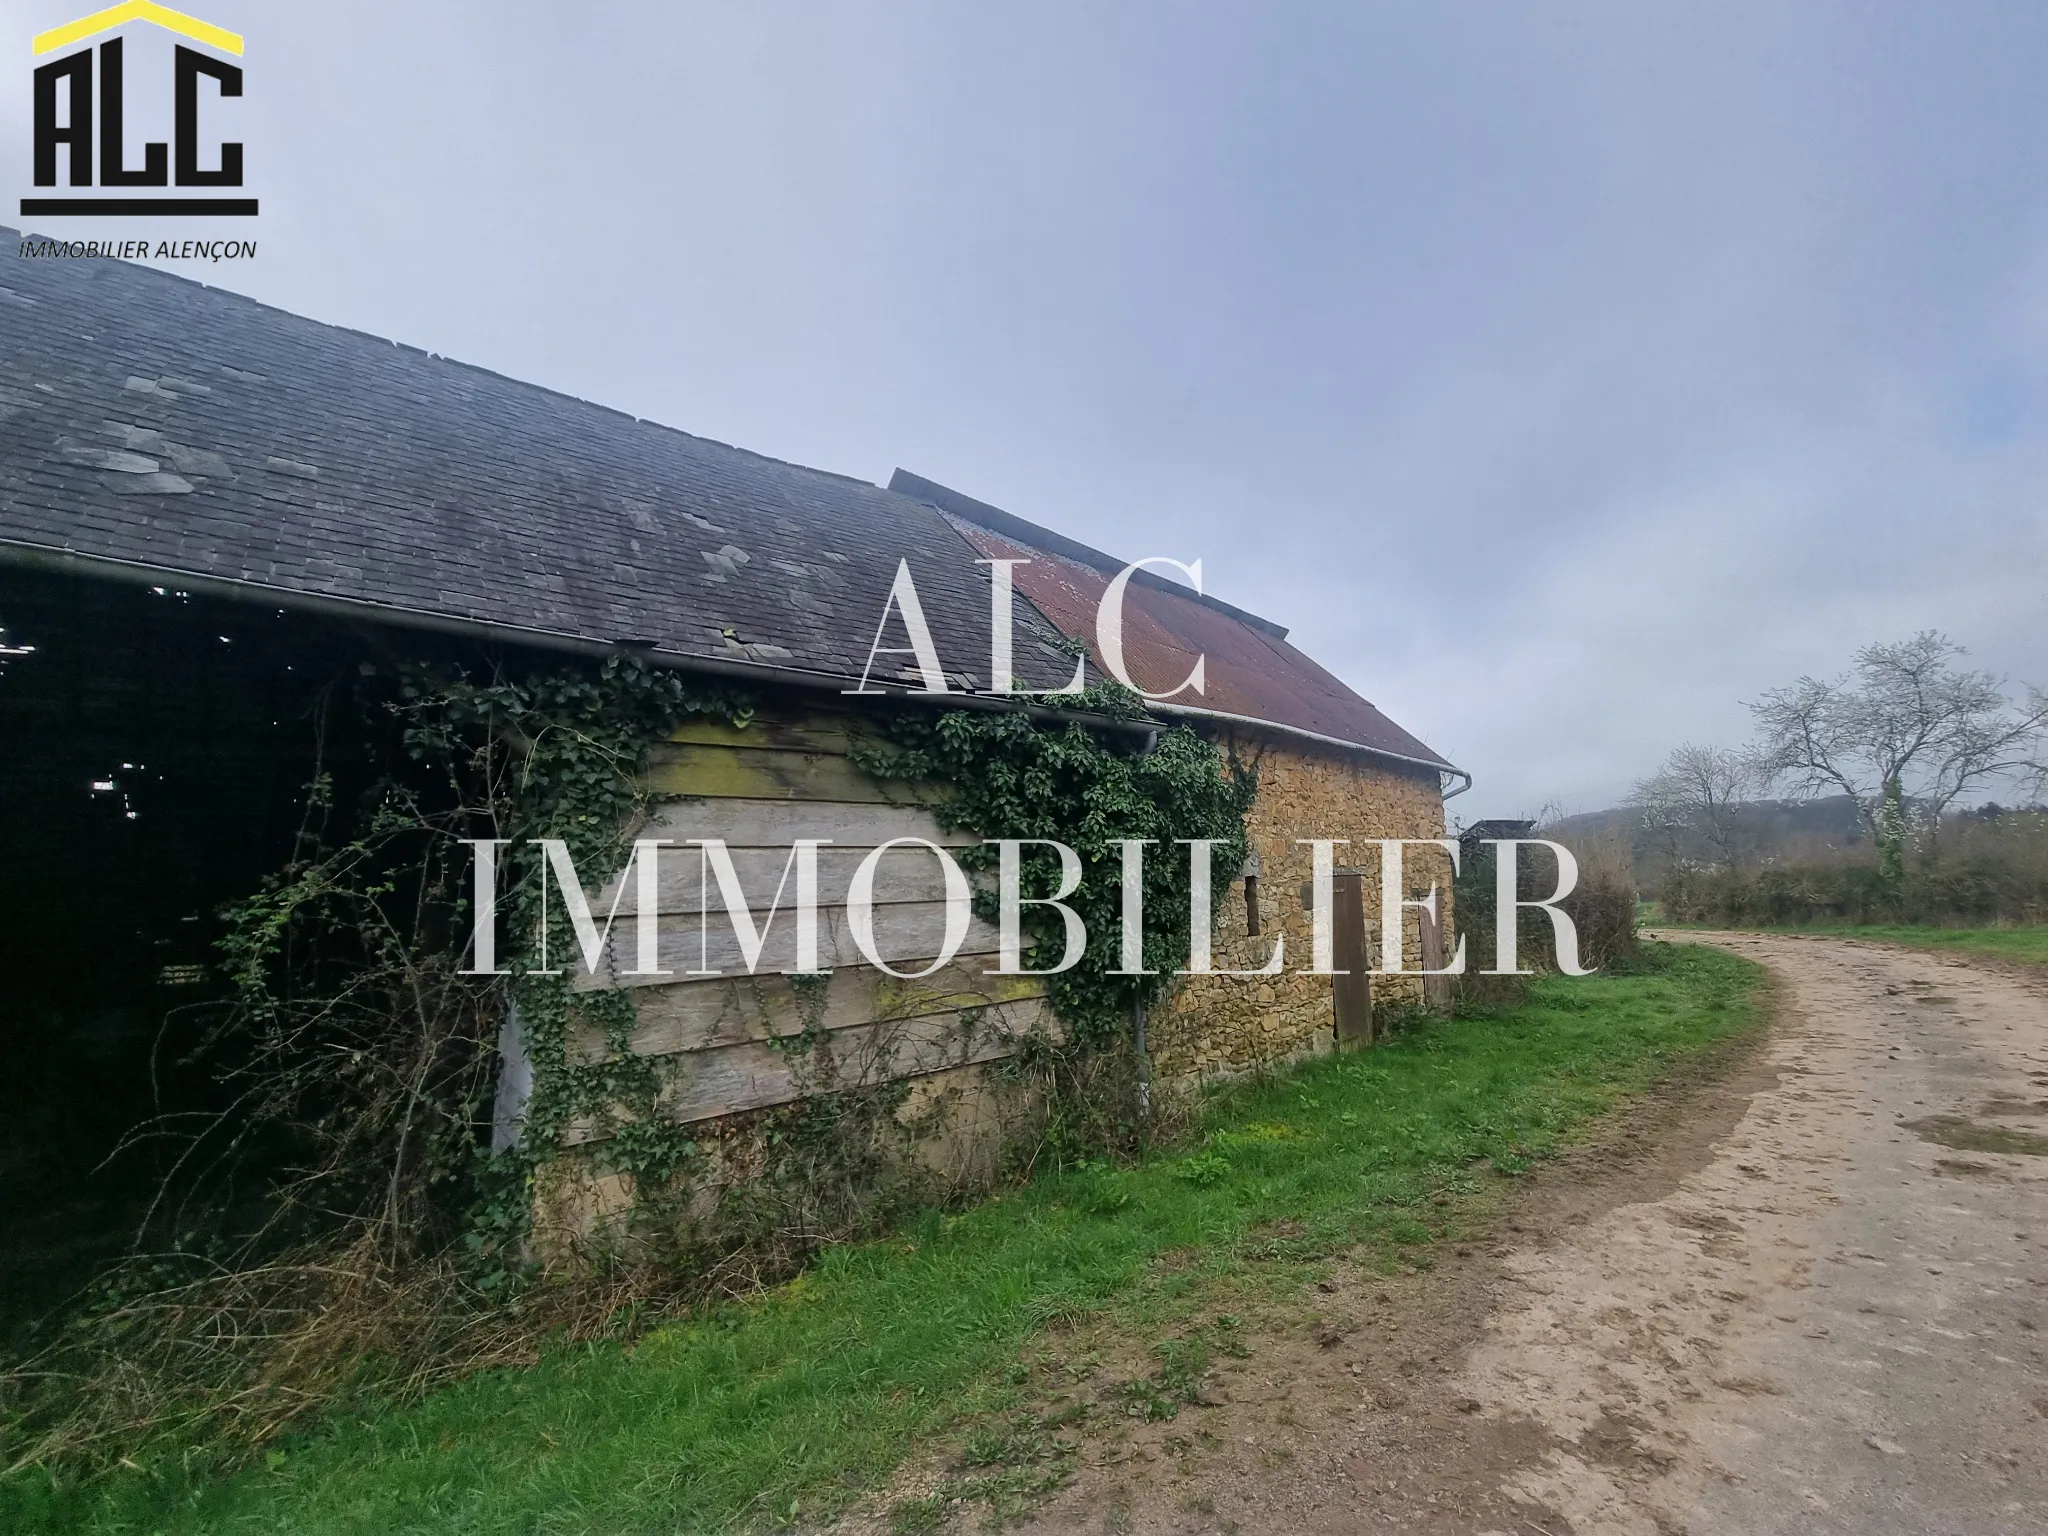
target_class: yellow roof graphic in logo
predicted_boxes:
[32,1,243,57]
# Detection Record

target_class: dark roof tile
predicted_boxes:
[0,229,1077,691]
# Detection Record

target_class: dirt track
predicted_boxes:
[1008,933,2048,1535]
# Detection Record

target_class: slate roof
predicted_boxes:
[0,233,1457,783]
[891,470,1462,779]
[0,230,1081,693]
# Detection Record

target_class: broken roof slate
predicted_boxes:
[0,229,1078,692]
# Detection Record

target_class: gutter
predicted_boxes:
[1147,700,1473,800]
[0,541,1160,739]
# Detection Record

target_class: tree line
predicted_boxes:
[1631,633,2047,885]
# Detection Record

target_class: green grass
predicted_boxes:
[1660,921,2048,967]
[7,943,1763,1536]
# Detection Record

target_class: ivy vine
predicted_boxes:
[201,655,748,1287]
[15,658,1264,1479]
[394,658,752,1280]
[208,659,1256,1286]
[854,688,1258,1151]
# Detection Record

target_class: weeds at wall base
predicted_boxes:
[0,945,1748,1534]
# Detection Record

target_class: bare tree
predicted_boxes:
[1748,633,2048,882]
[1628,743,1761,871]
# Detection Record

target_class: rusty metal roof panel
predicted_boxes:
[936,508,1458,773]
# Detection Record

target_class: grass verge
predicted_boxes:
[1659,921,2048,967]
[5,942,1763,1536]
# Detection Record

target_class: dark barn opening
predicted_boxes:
[0,565,443,1331]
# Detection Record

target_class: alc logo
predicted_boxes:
[22,1,253,217]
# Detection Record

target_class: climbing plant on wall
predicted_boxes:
[186,665,1256,1279]
[854,689,1258,1150]
[202,654,748,1281]
[2,662,1262,1476]
[400,659,753,1278]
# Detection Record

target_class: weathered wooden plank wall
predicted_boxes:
[564,705,1050,1130]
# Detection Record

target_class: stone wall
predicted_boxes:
[1148,735,1452,1085]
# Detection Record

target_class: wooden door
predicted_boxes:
[1417,902,1452,1012]
[1331,870,1373,1045]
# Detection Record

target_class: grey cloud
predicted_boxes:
[6,1,2040,812]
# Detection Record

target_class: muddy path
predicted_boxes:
[999,933,2048,1535]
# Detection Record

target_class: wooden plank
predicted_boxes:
[634,798,978,849]
[643,742,947,805]
[664,716,860,754]
[1418,906,1452,1011]
[607,961,1048,1058]
[1331,871,1373,1044]
[568,899,1006,990]
[562,997,1055,1137]
[592,843,974,917]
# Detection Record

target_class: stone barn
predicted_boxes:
[0,237,1465,1259]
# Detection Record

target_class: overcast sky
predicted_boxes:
[7,1,2045,816]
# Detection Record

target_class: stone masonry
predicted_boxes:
[1149,736,1453,1085]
